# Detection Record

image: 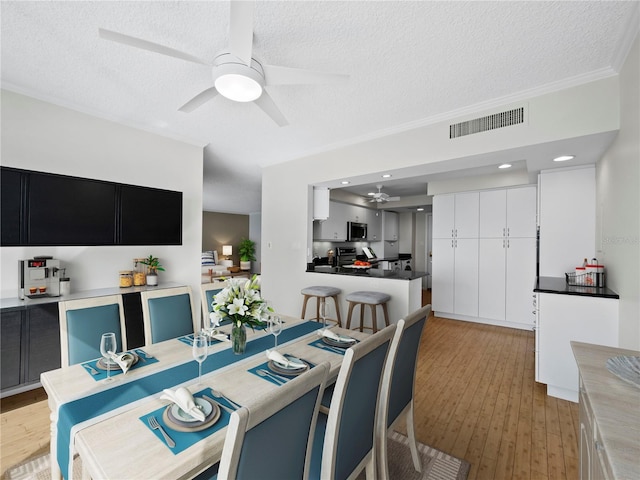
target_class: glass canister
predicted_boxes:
[119,270,133,288]
[133,258,146,286]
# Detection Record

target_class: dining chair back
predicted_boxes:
[200,280,229,324]
[58,295,127,367]
[140,286,196,345]
[310,323,396,480]
[377,304,431,478]
[192,362,331,480]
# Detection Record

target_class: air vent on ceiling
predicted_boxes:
[450,107,525,139]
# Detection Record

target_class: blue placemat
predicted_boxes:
[139,387,231,454]
[177,334,229,347]
[248,356,317,386]
[308,338,348,356]
[80,349,159,381]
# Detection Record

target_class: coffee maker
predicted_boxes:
[19,256,63,299]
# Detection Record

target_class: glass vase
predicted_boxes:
[231,322,247,355]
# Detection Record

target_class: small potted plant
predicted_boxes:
[238,238,256,271]
[140,255,165,286]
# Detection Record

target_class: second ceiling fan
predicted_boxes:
[368,185,400,203]
[99,1,348,126]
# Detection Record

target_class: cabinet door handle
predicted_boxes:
[451,229,454,238]
[507,227,510,237]
[503,227,506,237]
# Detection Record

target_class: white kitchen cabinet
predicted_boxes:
[505,238,536,326]
[432,237,478,316]
[383,210,399,241]
[313,201,348,240]
[366,209,382,241]
[479,186,536,238]
[537,292,618,402]
[433,192,479,239]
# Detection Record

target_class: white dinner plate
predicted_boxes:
[170,397,214,423]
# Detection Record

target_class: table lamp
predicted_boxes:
[221,245,233,267]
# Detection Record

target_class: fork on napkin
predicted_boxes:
[266,349,306,369]
[317,328,356,344]
[160,387,206,422]
[109,352,136,374]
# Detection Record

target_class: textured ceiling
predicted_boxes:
[1,1,637,214]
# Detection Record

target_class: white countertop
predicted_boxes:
[1,282,185,310]
[571,341,640,479]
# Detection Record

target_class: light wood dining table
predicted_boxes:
[41,316,368,480]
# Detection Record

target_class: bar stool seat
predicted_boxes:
[301,286,342,327]
[345,291,391,333]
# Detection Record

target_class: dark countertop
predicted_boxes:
[307,266,426,281]
[534,276,619,299]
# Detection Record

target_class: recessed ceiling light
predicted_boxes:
[381,174,392,178]
[417,207,424,211]
[553,155,575,162]
[498,163,512,169]
[341,181,350,185]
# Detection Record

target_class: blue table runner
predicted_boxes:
[57,321,322,479]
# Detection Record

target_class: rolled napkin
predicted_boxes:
[108,352,136,375]
[317,328,356,344]
[266,349,307,369]
[160,387,206,421]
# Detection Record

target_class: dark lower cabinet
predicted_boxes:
[1,303,60,393]
[1,310,23,390]
[122,293,145,349]
[26,304,61,383]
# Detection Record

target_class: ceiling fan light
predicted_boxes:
[215,73,262,102]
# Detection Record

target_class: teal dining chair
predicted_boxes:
[191,362,330,480]
[140,286,196,344]
[200,280,229,325]
[58,295,127,367]
[377,304,431,478]
[309,324,396,480]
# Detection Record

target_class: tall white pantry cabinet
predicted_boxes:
[432,186,537,329]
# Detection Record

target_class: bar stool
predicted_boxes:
[300,286,342,327]
[345,291,391,333]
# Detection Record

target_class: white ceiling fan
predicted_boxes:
[368,185,400,203]
[98,1,348,126]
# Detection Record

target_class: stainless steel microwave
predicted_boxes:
[347,222,367,241]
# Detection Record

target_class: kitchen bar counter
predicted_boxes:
[307,266,427,281]
[534,276,619,299]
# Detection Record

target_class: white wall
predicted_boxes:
[0,91,204,312]
[596,35,640,349]
[261,77,620,318]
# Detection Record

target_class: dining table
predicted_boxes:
[41,315,368,480]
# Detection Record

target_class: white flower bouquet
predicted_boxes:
[210,275,270,330]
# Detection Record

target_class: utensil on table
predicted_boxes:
[256,368,288,385]
[203,395,235,415]
[83,364,99,375]
[317,343,347,354]
[210,389,242,410]
[148,416,175,448]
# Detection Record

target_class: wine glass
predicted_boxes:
[268,315,282,349]
[320,300,327,329]
[100,332,117,381]
[192,334,208,384]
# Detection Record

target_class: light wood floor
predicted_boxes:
[1,293,579,479]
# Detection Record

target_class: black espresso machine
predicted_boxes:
[19,256,63,299]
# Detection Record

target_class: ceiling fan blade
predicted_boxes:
[98,28,209,66]
[386,196,401,202]
[254,91,288,127]
[229,1,254,66]
[263,65,349,86]
[178,87,218,113]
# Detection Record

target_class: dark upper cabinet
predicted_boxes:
[120,185,182,245]
[1,168,23,245]
[28,172,117,245]
[0,167,182,246]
